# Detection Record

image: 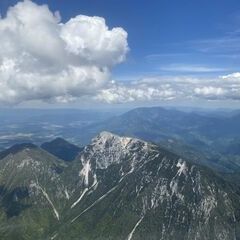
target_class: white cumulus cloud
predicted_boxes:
[96,82,176,104]
[194,86,226,98]
[0,0,128,104]
[96,74,240,103]
[221,72,240,82]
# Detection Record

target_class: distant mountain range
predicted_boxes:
[79,107,240,145]
[1,107,240,172]
[0,132,240,239]
[72,107,240,172]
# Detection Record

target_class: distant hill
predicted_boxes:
[0,143,37,160]
[41,138,82,161]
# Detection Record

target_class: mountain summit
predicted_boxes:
[0,132,239,240]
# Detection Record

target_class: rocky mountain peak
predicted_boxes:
[92,131,148,149]
[83,131,151,170]
[93,131,131,145]
[0,134,239,240]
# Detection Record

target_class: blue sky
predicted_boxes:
[1,0,240,77]
[0,0,240,108]
[0,0,237,77]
